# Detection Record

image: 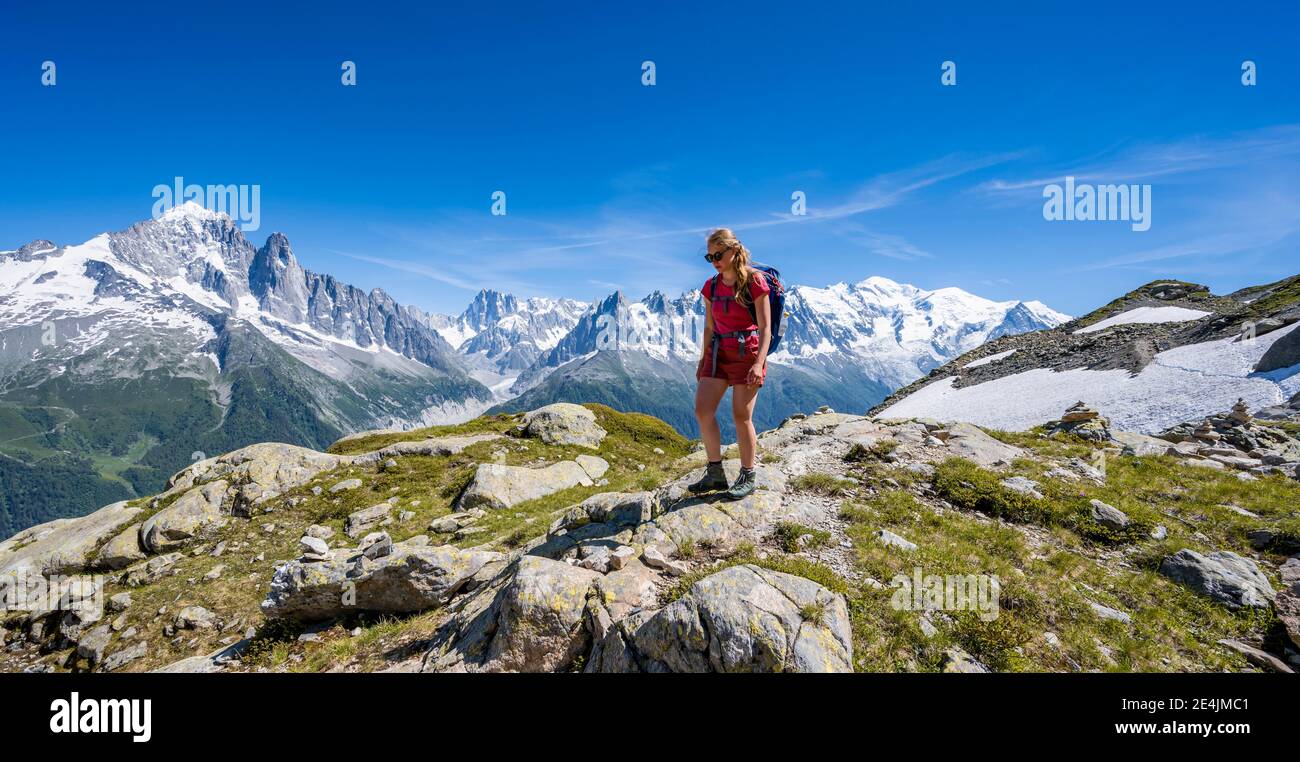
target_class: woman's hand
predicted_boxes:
[746,360,764,386]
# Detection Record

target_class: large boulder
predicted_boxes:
[588,565,853,672]
[140,481,230,554]
[521,403,607,449]
[547,491,659,536]
[1254,324,1300,373]
[162,443,346,513]
[943,422,1025,468]
[0,501,142,576]
[261,542,505,621]
[93,523,147,570]
[1158,549,1275,609]
[455,461,594,511]
[635,491,790,555]
[425,555,600,673]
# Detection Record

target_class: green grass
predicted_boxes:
[837,487,1267,672]
[773,521,831,553]
[789,472,859,497]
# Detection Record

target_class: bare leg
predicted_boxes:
[695,377,729,461]
[731,382,760,468]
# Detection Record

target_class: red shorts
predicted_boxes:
[697,343,766,387]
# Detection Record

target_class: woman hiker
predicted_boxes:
[689,228,771,500]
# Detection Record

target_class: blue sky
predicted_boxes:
[2,1,1298,317]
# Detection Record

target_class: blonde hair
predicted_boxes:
[707,228,756,307]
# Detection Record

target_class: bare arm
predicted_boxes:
[753,289,771,365]
[700,296,714,363]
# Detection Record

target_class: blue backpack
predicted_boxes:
[706,263,787,354]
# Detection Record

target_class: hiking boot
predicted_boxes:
[724,467,758,501]
[687,461,729,494]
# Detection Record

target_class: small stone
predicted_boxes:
[1088,499,1130,529]
[429,517,460,534]
[203,564,225,581]
[305,524,335,540]
[300,536,330,558]
[577,547,611,573]
[359,532,393,559]
[1000,476,1043,500]
[108,592,133,612]
[175,605,215,630]
[642,546,688,576]
[875,529,917,552]
[330,478,362,493]
[1089,601,1132,624]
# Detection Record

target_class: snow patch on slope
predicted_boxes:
[879,323,1300,434]
[965,349,1017,368]
[1075,306,1211,334]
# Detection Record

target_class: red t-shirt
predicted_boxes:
[705,270,769,351]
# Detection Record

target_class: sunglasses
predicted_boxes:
[703,248,732,263]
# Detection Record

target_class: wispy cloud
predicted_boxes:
[339,151,1018,300]
[979,124,1300,196]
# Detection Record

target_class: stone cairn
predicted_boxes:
[1048,401,1111,442]
[1158,398,1300,479]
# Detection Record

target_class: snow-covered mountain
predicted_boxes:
[416,276,1068,439]
[425,275,1069,402]
[775,276,1070,390]
[0,204,491,535]
[418,289,589,396]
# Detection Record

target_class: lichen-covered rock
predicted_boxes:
[93,523,147,570]
[1159,549,1275,609]
[943,422,1025,468]
[345,503,391,538]
[521,403,607,449]
[548,491,658,536]
[140,481,230,553]
[0,501,143,576]
[455,461,594,511]
[588,564,852,673]
[261,542,504,621]
[120,552,184,587]
[632,490,787,555]
[162,443,346,513]
[425,556,600,673]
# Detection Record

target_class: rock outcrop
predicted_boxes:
[0,501,142,576]
[455,458,608,511]
[262,541,506,621]
[1158,549,1275,609]
[587,565,852,673]
[521,403,608,449]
